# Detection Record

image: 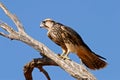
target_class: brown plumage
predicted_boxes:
[40,18,107,70]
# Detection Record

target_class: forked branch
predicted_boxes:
[0,2,96,80]
[24,53,58,80]
[0,2,25,33]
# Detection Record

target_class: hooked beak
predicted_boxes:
[40,22,44,28]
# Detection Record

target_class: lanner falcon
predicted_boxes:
[40,18,107,70]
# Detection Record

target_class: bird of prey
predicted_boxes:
[40,18,107,70]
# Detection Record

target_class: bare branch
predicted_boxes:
[0,22,14,33]
[24,61,33,80]
[38,67,51,80]
[0,32,9,38]
[24,55,57,80]
[0,2,25,33]
[0,2,96,80]
[0,22,19,40]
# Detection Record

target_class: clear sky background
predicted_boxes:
[0,0,120,80]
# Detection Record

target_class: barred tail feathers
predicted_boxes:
[77,48,107,70]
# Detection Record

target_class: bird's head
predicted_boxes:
[40,18,55,30]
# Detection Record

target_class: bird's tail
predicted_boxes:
[77,48,107,70]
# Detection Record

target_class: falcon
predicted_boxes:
[40,18,107,70]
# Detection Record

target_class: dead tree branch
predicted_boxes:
[24,53,58,80]
[0,2,96,80]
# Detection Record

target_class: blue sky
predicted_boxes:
[0,0,120,80]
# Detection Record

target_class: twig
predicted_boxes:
[0,2,25,33]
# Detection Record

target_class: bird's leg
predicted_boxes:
[58,48,70,60]
[60,50,70,60]
[58,48,66,57]
[60,51,66,57]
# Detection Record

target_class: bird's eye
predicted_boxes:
[42,21,46,24]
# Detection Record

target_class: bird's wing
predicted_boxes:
[61,26,106,60]
[61,26,90,48]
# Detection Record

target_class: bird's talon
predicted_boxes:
[57,54,61,56]
[57,54,71,60]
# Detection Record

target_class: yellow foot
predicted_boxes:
[57,54,71,60]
